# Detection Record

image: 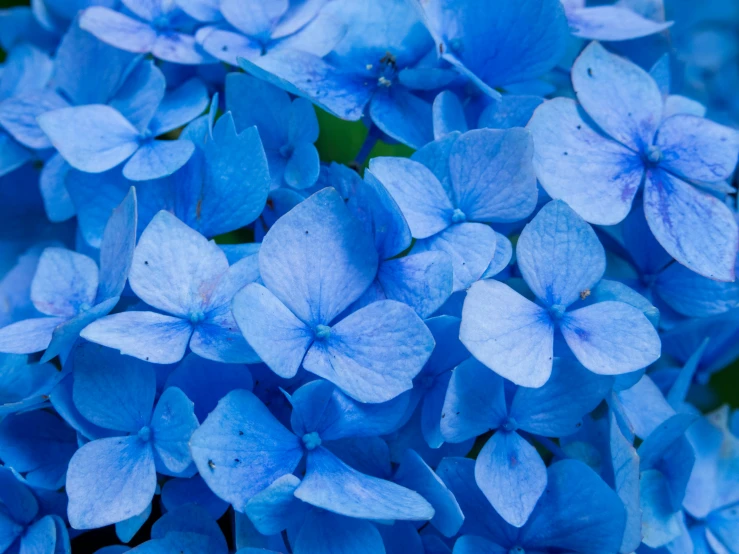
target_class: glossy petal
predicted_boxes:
[303,300,434,403]
[516,199,606,307]
[572,41,662,151]
[37,105,140,173]
[460,279,554,387]
[527,98,644,225]
[189,390,303,510]
[66,436,156,529]
[560,301,661,375]
[295,446,434,521]
[643,169,739,281]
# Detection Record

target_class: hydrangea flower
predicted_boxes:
[0,467,70,554]
[369,128,538,291]
[226,73,320,191]
[81,209,261,364]
[528,41,739,280]
[79,0,214,65]
[232,188,435,403]
[461,199,661,387]
[65,342,199,529]
[38,71,209,181]
[0,188,136,362]
[190,380,434,520]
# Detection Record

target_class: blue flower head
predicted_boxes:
[528,41,739,281]
[461,199,662,387]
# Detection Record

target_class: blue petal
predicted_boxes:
[226,73,291,150]
[304,300,434,403]
[258,188,378,326]
[122,139,195,181]
[150,503,228,554]
[191,305,261,364]
[369,87,434,150]
[116,504,151,544]
[39,155,74,223]
[449,129,538,222]
[368,157,453,239]
[72,341,155,433]
[656,114,739,183]
[393,449,463,537]
[37,105,140,173]
[0,90,68,149]
[432,91,468,140]
[527,97,643,225]
[0,355,60,414]
[413,222,498,292]
[161,475,229,520]
[287,97,320,146]
[232,284,313,378]
[0,43,53,98]
[479,95,543,129]
[643,169,738,281]
[153,33,215,65]
[151,387,199,476]
[417,0,568,90]
[561,301,661,375]
[520,460,627,553]
[243,474,309,536]
[149,79,210,136]
[481,232,513,279]
[0,317,65,355]
[295,446,434,520]
[31,247,98,318]
[284,143,320,190]
[80,311,194,365]
[572,41,662,152]
[476,431,547,528]
[0,466,37,526]
[640,469,682,547]
[189,390,303,510]
[129,210,230,317]
[293,509,385,554]
[567,6,673,41]
[655,262,739,318]
[440,358,507,443]
[460,279,554,387]
[98,187,137,302]
[164,354,253,422]
[108,60,166,134]
[220,0,288,37]
[20,515,58,554]
[66,436,156,529]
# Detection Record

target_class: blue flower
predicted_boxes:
[232,187,435,403]
[528,41,739,280]
[461,199,661,387]
[369,128,538,291]
[78,0,214,65]
[65,342,199,529]
[38,70,210,181]
[0,188,137,362]
[562,0,673,42]
[190,380,434,521]
[81,209,261,364]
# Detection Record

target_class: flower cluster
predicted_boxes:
[0,0,737,553]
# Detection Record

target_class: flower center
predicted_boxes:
[502,417,518,433]
[152,15,170,31]
[189,311,205,324]
[302,432,322,450]
[138,426,152,442]
[314,324,331,340]
[78,302,91,313]
[279,144,294,158]
[645,145,663,165]
[548,304,566,320]
[508,548,525,554]
[452,208,467,223]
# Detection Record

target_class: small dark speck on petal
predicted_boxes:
[576,125,582,130]
[208,460,216,470]
[144,261,149,265]
[564,152,568,156]
[587,68,593,77]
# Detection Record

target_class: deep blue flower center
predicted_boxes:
[138,426,152,442]
[641,273,657,287]
[370,52,399,88]
[508,548,525,554]
[448,38,464,54]
[140,128,155,141]
[279,143,294,158]
[501,417,518,432]
[645,145,663,165]
[314,324,331,340]
[78,302,91,313]
[189,311,205,324]
[152,15,170,31]
[452,208,467,223]
[548,304,567,320]
[302,432,322,450]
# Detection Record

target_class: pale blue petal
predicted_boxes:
[479,96,543,129]
[258,188,378,326]
[0,91,68,149]
[97,187,137,302]
[369,87,434,150]
[655,262,739,318]
[232,284,313,378]
[644,169,739,281]
[640,469,682,548]
[66,436,156,529]
[0,317,64,354]
[368,157,453,239]
[475,431,547,528]
[432,91,468,140]
[30,247,98,318]
[517,199,606,307]
[116,505,151,544]
[304,300,434,403]
[122,140,195,181]
[220,0,288,37]
[481,232,513,279]
[152,33,215,65]
[561,301,661,375]
[149,79,210,136]
[39,155,74,223]
[190,305,261,364]
[293,509,385,554]
[449,128,538,222]
[460,279,554,387]
[20,515,57,554]
[568,6,672,41]
[108,60,166,134]
[37,105,140,173]
[78,7,157,54]
[294,446,434,520]
[225,73,290,149]
[527,97,643,225]
[243,474,308,536]
[189,390,303,510]
[80,311,193,365]
[151,387,199,475]
[572,42,662,151]
[161,475,228,520]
